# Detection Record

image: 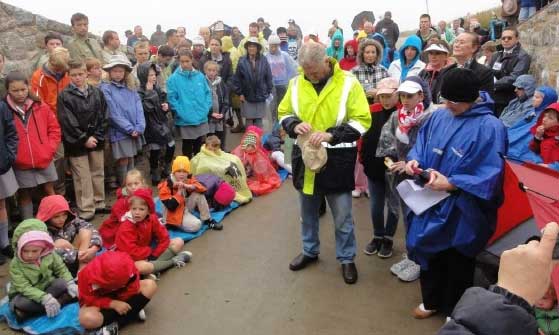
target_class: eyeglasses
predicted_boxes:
[501,36,514,41]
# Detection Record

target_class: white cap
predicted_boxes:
[397,80,423,94]
[192,35,205,46]
[424,43,449,54]
[268,34,281,45]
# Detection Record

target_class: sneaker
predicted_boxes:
[205,219,222,230]
[101,322,119,335]
[172,250,193,268]
[397,261,421,282]
[412,303,436,319]
[351,190,361,198]
[138,309,146,321]
[390,255,415,276]
[363,238,383,255]
[378,238,393,258]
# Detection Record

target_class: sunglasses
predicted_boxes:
[501,36,514,41]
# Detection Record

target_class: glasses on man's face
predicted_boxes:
[501,36,514,41]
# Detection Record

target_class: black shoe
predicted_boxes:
[0,253,6,266]
[151,172,161,185]
[378,238,394,259]
[205,219,223,230]
[342,263,358,284]
[363,238,383,255]
[289,253,318,271]
[1,245,14,258]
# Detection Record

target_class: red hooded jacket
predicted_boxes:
[530,103,559,164]
[99,187,133,249]
[339,40,359,71]
[8,97,61,170]
[115,208,170,261]
[78,251,140,309]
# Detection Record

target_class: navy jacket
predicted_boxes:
[232,55,273,103]
[0,101,18,174]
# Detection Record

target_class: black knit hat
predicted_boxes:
[440,68,481,103]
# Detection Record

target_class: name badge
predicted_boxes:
[492,62,502,71]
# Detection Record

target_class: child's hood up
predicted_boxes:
[36,194,75,225]
[81,251,139,291]
[12,219,54,260]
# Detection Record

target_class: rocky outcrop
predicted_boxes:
[0,1,74,76]
[518,1,559,91]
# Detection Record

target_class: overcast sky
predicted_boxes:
[6,0,501,41]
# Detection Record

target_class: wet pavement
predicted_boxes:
[0,129,444,334]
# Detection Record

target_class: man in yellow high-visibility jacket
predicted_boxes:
[278,42,371,284]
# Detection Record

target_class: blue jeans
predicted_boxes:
[299,191,356,263]
[368,177,399,239]
[519,7,536,22]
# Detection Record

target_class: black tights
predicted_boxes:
[182,137,204,158]
[100,293,151,327]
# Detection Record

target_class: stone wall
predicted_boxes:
[0,1,74,76]
[518,1,559,92]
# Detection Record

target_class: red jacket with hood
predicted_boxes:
[115,209,170,261]
[530,103,559,164]
[339,40,359,71]
[78,251,140,309]
[7,97,61,170]
[99,187,134,249]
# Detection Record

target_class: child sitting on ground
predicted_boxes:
[190,136,253,204]
[8,219,77,322]
[232,126,281,196]
[78,251,157,335]
[195,174,237,211]
[530,103,559,170]
[37,195,102,274]
[158,156,221,231]
[115,188,192,276]
[263,123,292,174]
[99,169,148,250]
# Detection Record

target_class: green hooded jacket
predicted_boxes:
[8,219,73,302]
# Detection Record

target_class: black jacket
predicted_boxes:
[57,85,106,157]
[137,62,172,146]
[489,44,531,105]
[431,61,495,104]
[232,55,273,103]
[199,51,234,89]
[361,105,396,181]
[0,101,18,174]
[437,286,537,335]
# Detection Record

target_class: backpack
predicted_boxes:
[501,0,519,16]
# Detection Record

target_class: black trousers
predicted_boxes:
[100,293,150,327]
[182,137,204,159]
[420,248,476,316]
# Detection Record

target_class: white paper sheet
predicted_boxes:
[396,179,451,215]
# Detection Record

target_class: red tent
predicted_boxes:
[489,158,559,298]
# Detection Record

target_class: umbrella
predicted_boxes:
[351,11,375,31]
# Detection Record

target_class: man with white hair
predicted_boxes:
[278,42,371,284]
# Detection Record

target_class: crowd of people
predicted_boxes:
[0,2,558,334]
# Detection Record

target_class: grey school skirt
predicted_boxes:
[177,123,209,139]
[13,162,58,189]
[241,101,266,119]
[111,137,146,160]
[0,168,18,199]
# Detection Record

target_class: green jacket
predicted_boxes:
[9,219,73,302]
[67,35,104,63]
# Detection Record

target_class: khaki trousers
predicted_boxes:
[69,150,105,218]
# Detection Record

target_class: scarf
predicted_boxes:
[396,103,424,145]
